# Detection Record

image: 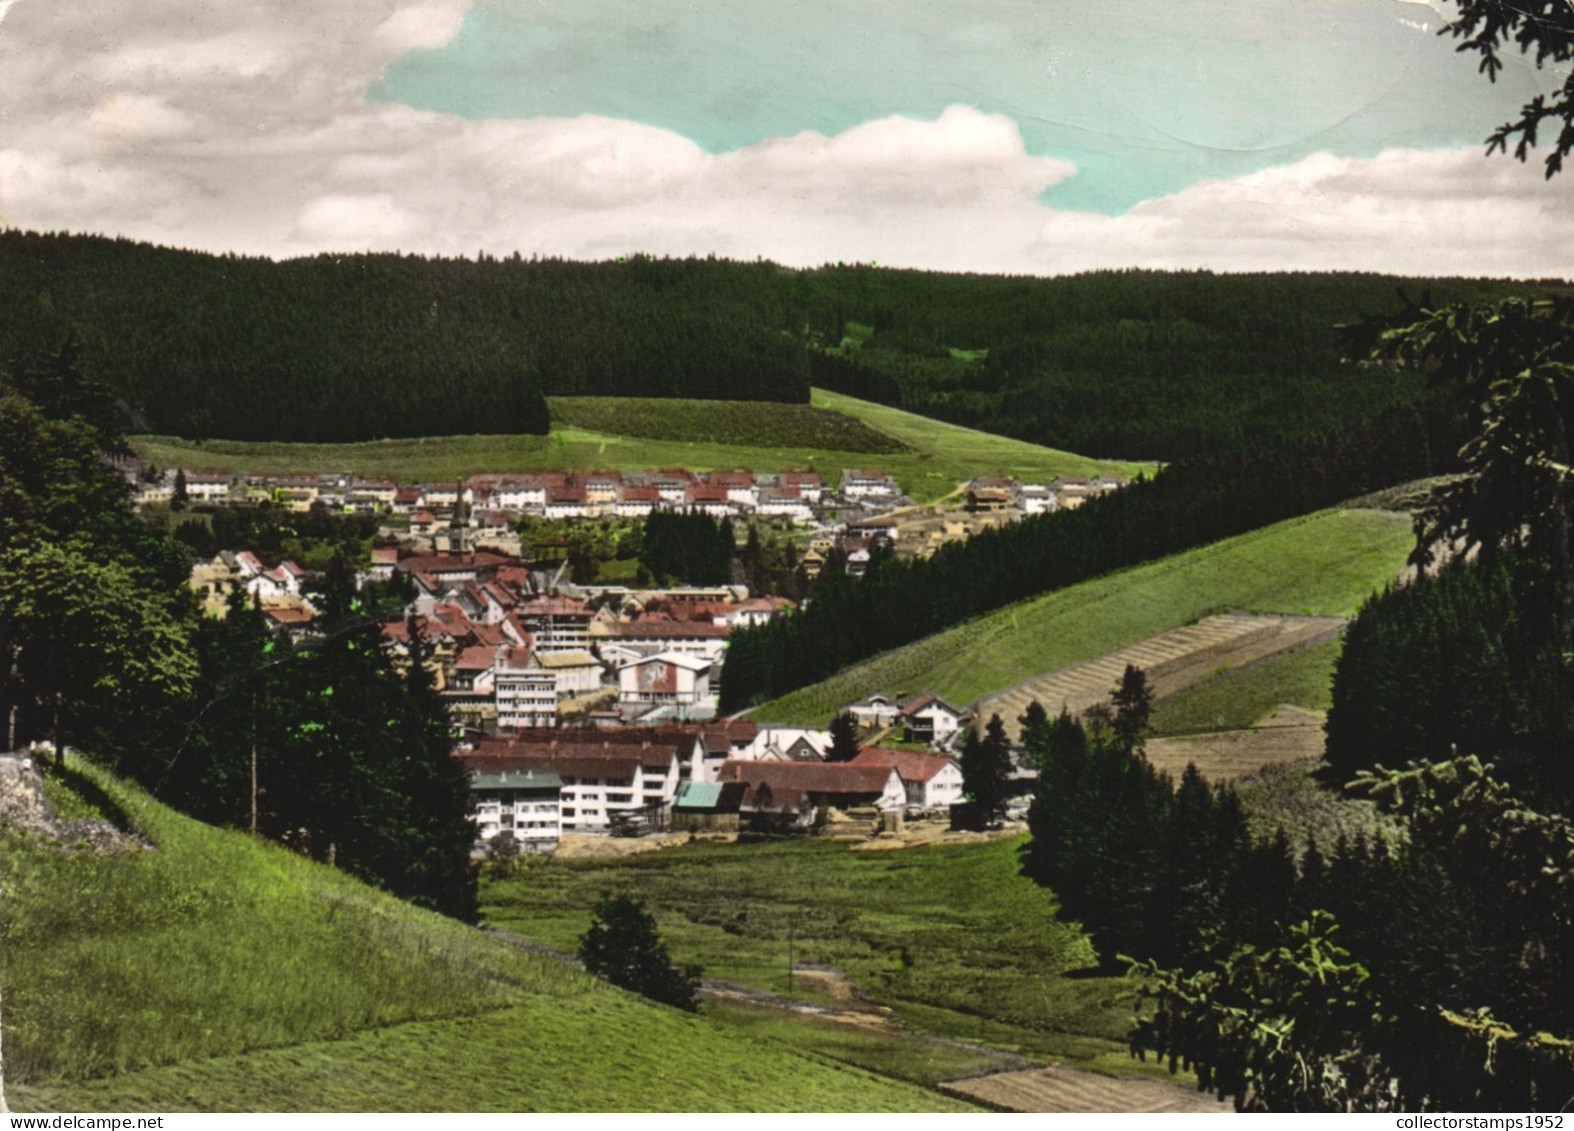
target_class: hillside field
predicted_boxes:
[482,835,1159,1075]
[1147,638,1343,738]
[749,508,1411,726]
[4,762,971,1113]
[128,389,1148,505]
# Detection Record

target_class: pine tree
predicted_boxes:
[579,895,702,1012]
[827,711,860,763]
[961,714,1013,824]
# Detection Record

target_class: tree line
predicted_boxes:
[0,346,478,919]
[1035,292,1574,1109]
[3,229,1561,456]
[719,400,1463,711]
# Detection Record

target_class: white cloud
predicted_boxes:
[0,0,1566,278]
[85,93,194,140]
[295,193,418,245]
[374,2,471,50]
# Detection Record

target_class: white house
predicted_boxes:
[899,692,966,749]
[618,651,712,706]
[851,747,965,812]
[469,768,562,852]
[496,646,557,730]
[845,692,902,729]
[536,650,605,700]
[459,734,685,833]
[840,469,899,499]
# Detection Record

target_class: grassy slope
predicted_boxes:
[1147,637,1343,737]
[4,765,967,1113]
[129,389,1148,505]
[751,508,1412,726]
[483,836,1147,1073]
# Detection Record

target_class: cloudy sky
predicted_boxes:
[0,0,1568,276]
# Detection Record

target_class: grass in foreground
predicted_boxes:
[483,836,1141,1067]
[751,508,1412,726]
[1148,638,1343,737]
[129,389,1146,504]
[3,763,968,1112]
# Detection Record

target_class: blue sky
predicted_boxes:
[0,0,1568,276]
[372,0,1531,213]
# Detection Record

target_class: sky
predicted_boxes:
[0,0,1569,277]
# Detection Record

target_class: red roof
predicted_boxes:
[496,645,536,670]
[372,547,399,565]
[618,619,729,639]
[698,720,758,755]
[851,747,956,783]
[461,729,690,776]
[717,759,897,806]
[455,645,496,671]
[263,605,313,625]
[621,485,660,503]
[517,596,591,618]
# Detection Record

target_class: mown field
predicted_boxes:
[129,389,1147,505]
[1147,637,1343,737]
[482,836,1155,1074]
[549,396,909,454]
[750,508,1411,726]
[4,763,970,1113]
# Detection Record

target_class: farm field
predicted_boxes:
[481,835,1162,1074]
[750,507,1413,726]
[1148,638,1343,737]
[1144,705,1329,783]
[3,762,970,1113]
[975,612,1343,743]
[128,389,1146,504]
[940,1065,1232,1113]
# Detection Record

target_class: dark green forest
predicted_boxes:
[2,229,1563,452]
[719,400,1459,711]
[0,353,477,918]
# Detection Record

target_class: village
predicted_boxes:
[149,462,1126,854]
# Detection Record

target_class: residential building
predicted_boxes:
[468,768,562,852]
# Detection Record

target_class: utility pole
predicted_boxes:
[786,918,795,995]
[249,686,259,836]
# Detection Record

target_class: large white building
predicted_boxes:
[618,651,712,707]
[469,768,562,852]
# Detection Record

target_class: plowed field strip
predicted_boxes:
[975,614,1344,740]
[940,1066,1231,1113]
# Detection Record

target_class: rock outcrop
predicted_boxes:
[0,752,145,854]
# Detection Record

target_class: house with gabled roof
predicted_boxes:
[846,692,902,729]
[851,747,964,811]
[459,729,688,832]
[716,759,906,826]
[898,691,967,749]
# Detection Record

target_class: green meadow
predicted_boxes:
[750,508,1411,726]
[128,389,1147,505]
[1147,637,1344,737]
[3,763,970,1113]
[482,836,1154,1075]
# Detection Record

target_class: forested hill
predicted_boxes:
[1,229,1563,449]
[0,232,809,442]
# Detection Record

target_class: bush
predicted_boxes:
[578,895,702,1012]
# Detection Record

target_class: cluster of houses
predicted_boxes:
[801,473,1131,573]
[190,528,793,728]
[458,719,968,851]
[138,466,911,528]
